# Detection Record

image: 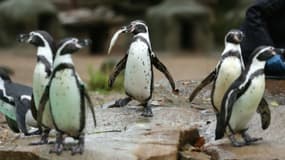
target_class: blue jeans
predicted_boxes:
[265,54,285,76]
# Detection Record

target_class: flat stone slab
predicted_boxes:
[0,105,202,160]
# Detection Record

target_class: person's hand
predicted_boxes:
[265,50,285,77]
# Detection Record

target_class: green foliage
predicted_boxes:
[87,65,124,93]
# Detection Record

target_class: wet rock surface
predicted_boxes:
[0,80,284,160]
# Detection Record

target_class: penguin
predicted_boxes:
[107,20,178,117]
[38,38,96,155]
[189,29,245,111]
[17,31,56,144]
[215,46,276,147]
[0,68,40,135]
[189,30,270,130]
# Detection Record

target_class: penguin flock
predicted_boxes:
[0,19,281,155]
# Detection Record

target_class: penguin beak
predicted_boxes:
[234,33,244,43]
[269,47,276,56]
[125,24,135,33]
[77,39,91,48]
[17,34,30,43]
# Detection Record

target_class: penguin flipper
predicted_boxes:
[5,115,20,133]
[216,88,239,140]
[14,97,30,135]
[257,97,271,130]
[108,54,127,88]
[30,94,38,120]
[189,70,216,102]
[81,84,96,127]
[152,56,177,93]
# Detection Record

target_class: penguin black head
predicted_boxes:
[57,38,90,55]
[17,31,56,54]
[0,70,12,82]
[124,20,148,35]
[251,46,276,61]
[225,29,244,44]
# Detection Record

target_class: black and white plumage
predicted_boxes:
[18,31,56,144]
[107,20,178,117]
[215,46,276,147]
[38,38,96,155]
[0,68,39,135]
[189,30,271,130]
[189,29,245,111]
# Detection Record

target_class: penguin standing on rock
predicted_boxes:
[38,38,96,155]
[18,31,56,145]
[107,20,178,117]
[0,68,39,135]
[189,29,245,112]
[189,30,271,130]
[215,46,276,147]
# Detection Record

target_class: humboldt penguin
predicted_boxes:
[107,20,178,117]
[189,29,245,111]
[17,31,56,144]
[0,68,39,135]
[38,38,96,155]
[215,46,276,147]
[188,30,270,130]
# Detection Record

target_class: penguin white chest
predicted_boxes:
[50,69,82,136]
[229,75,265,132]
[33,63,49,108]
[124,41,152,102]
[32,63,54,128]
[213,57,242,111]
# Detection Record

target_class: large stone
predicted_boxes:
[0,105,203,160]
[203,103,285,160]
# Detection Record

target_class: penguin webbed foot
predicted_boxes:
[49,132,64,155]
[228,134,245,147]
[241,131,262,145]
[141,102,153,117]
[103,97,132,109]
[71,135,84,155]
[115,97,132,107]
[25,128,42,136]
[29,128,50,145]
[29,135,49,145]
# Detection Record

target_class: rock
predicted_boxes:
[180,150,211,160]
[204,105,285,160]
[0,105,203,160]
